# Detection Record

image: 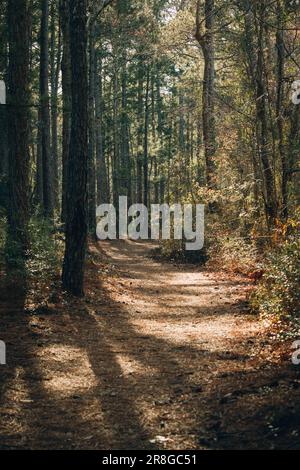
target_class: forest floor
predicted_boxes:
[0,239,300,450]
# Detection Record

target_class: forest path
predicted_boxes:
[0,240,299,450]
[82,240,270,449]
[100,239,259,364]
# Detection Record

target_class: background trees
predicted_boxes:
[0,0,299,294]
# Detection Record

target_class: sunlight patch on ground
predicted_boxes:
[38,345,97,397]
[115,353,157,377]
[130,317,260,351]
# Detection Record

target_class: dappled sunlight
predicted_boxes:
[37,345,97,397]
[130,316,261,352]
[0,238,298,450]
[115,353,158,378]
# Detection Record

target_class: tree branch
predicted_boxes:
[87,0,114,29]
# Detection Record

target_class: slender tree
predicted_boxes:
[195,0,217,189]
[95,51,109,204]
[87,13,97,235]
[276,0,288,219]
[39,0,54,218]
[50,0,61,211]
[255,1,277,227]
[143,65,150,207]
[60,0,71,223]
[7,0,30,255]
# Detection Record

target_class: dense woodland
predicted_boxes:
[0,0,300,451]
[1,1,299,283]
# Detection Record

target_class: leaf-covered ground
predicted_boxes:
[0,240,299,449]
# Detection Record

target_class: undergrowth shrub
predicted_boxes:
[26,217,62,278]
[207,236,259,274]
[251,237,300,326]
[0,216,61,279]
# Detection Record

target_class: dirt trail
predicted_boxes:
[0,240,299,450]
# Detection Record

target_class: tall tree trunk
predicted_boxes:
[39,0,53,218]
[88,20,96,235]
[50,0,61,211]
[7,0,30,254]
[120,55,132,206]
[60,0,71,224]
[156,72,165,202]
[112,56,119,208]
[288,103,300,203]
[143,66,150,208]
[95,52,109,204]
[62,0,88,297]
[179,91,185,153]
[276,0,288,220]
[255,1,277,227]
[36,107,44,204]
[195,0,217,189]
[240,0,260,218]
[136,61,143,203]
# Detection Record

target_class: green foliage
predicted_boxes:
[0,216,61,279]
[26,217,61,278]
[251,237,300,324]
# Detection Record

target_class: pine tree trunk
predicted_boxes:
[136,63,143,203]
[7,0,30,254]
[112,60,119,208]
[276,0,287,220]
[255,1,277,227]
[62,0,88,297]
[241,0,260,218]
[50,0,61,212]
[36,107,44,205]
[88,21,96,235]
[120,56,132,206]
[143,66,150,208]
[95,52,109,205]
[60,0,71,224]
[156,73,165,202]
[39,0,53,218]
[195,0,217,189]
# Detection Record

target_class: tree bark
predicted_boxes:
[95,52,109,204]
[7,0,30,254]
[60,0,71,224]
[39,0,53,218]
[50,0,61,211]
[143,66,150,208]
[62,0,88,297]
[112,54,119,208]
[120,54,132,206]
[136,61,143,204]
[195,0,217,189]
[276,0,288,219]
[255,1,277,227]
[36,107,44,205]
[88,16,96,235]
